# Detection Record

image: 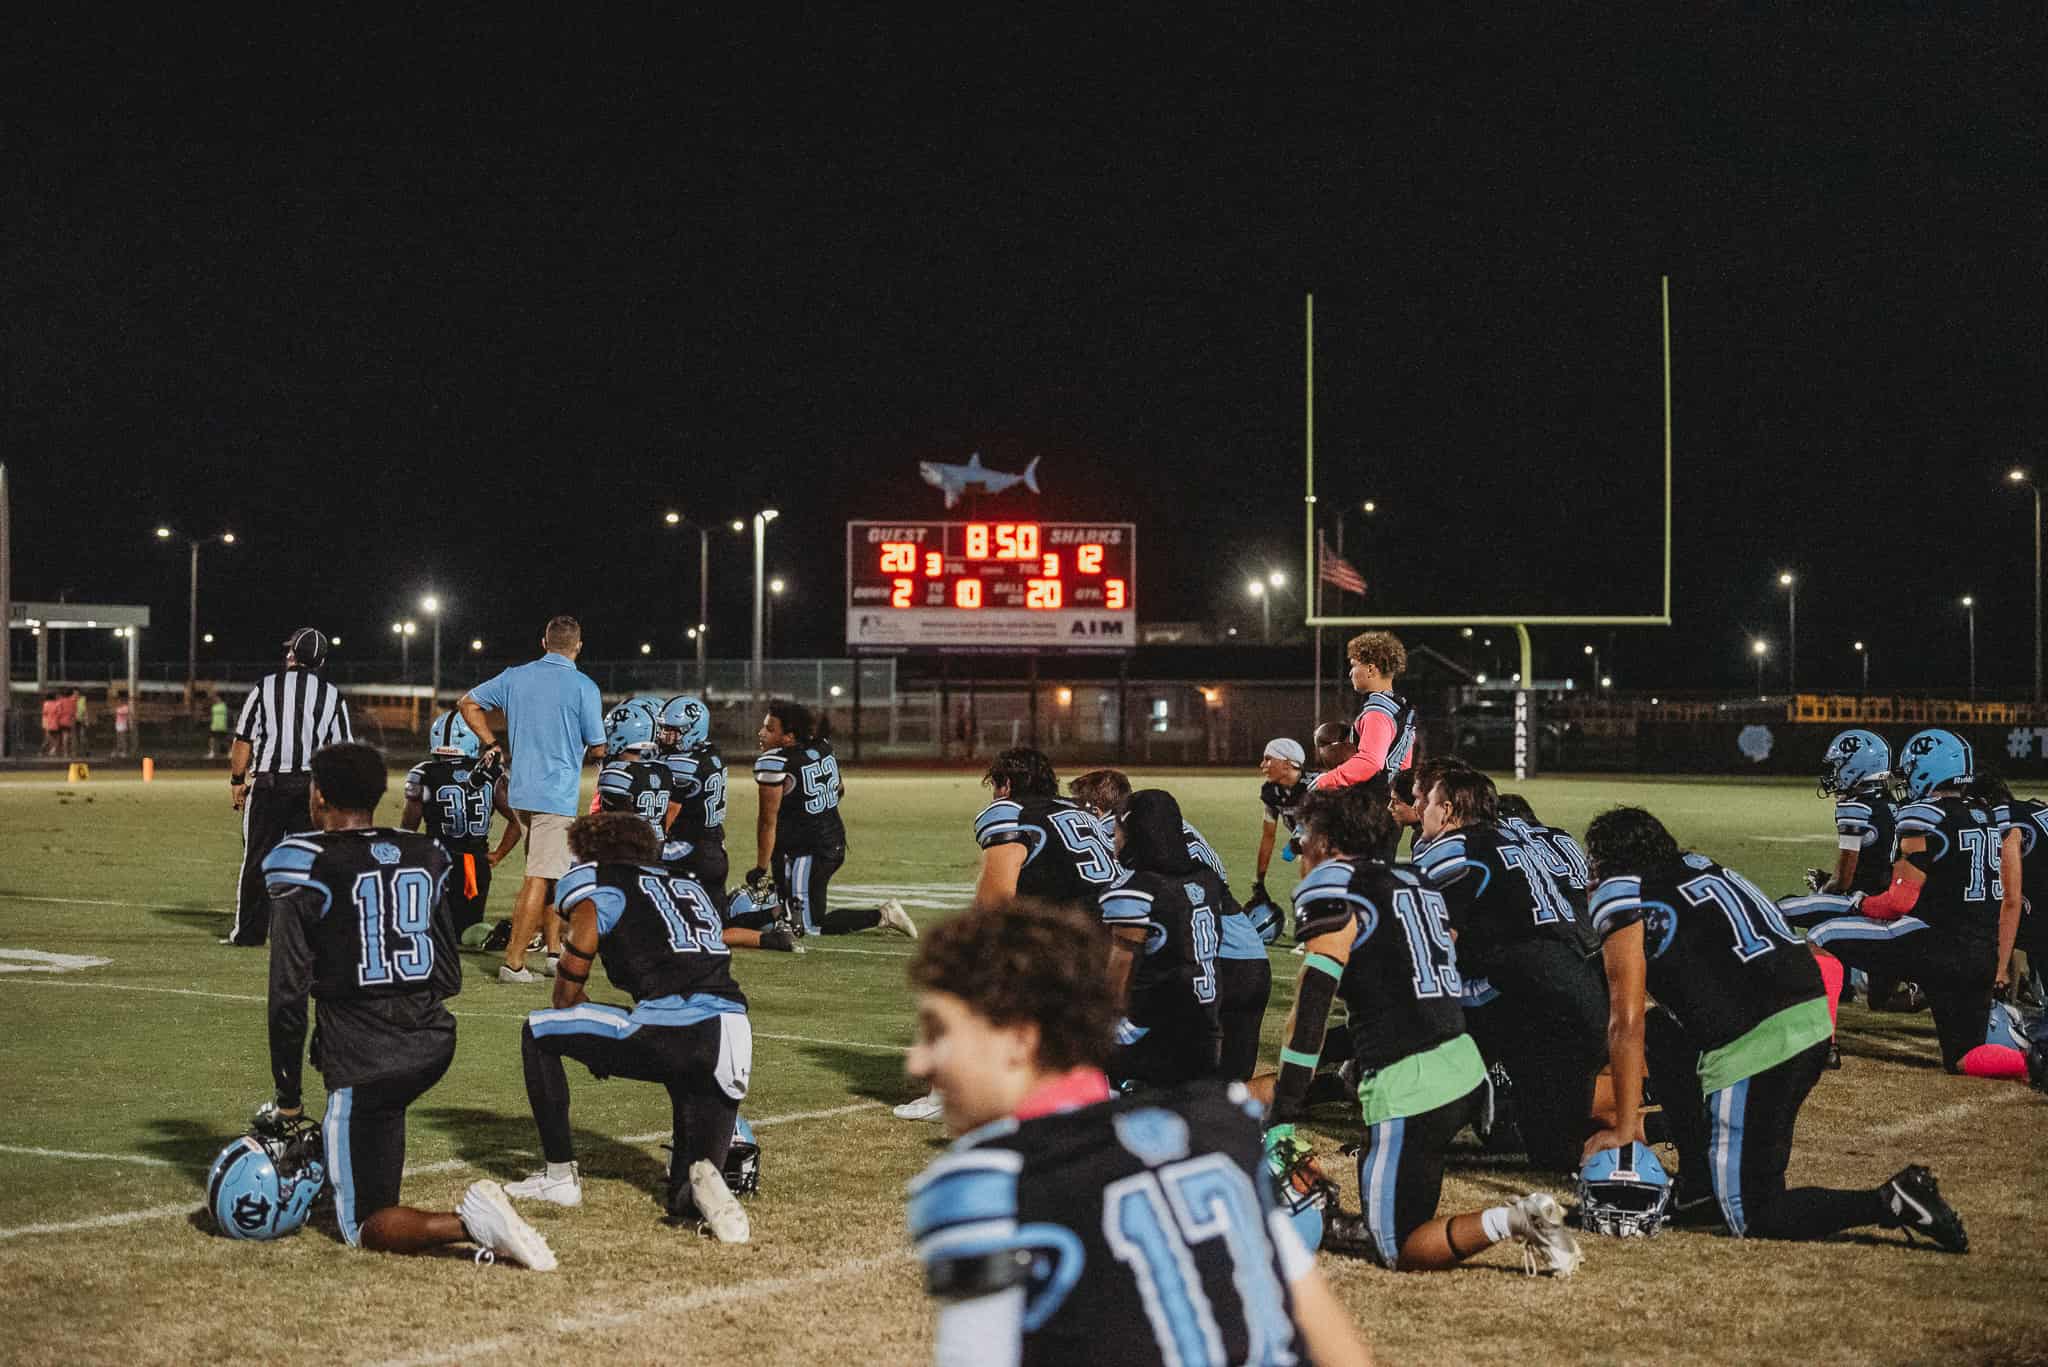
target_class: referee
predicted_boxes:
[225,627,353,946]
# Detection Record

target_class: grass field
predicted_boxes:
[1,764,2043,1366]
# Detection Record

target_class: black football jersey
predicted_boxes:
[597,757,674,836]
[1258,774,1317,854]
[755,740,845,852]
[908,1081,1307,1367]
[1098,870,1225,1049]
[2001,796,2048,946]
[263,828,461,1093]
[1292,857,1468,1069]
[1413,822,1590,978]
[1893,795,2003,948]
[1833,787,1900,895]
[975,795,1121,908]
[1590,854,1823,1055]
[556,861,746,1008]
[663,745,729,848]
[404,755,496,846]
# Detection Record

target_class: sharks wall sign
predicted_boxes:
[845,518,1136,655]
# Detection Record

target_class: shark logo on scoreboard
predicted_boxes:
[918,453,1043,508]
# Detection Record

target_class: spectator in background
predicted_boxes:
[209,691,231,760]
[58,688,79,758]
[40,692,59,756]
[113,692,133,758]
[72,689,89,757]
[458,615,607,984]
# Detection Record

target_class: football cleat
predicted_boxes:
[687,1160,750,1243]
[1884,1165,1967,1253]
[504,1164,583,1207]
[893,1091,945,1121]
[1508,1193,1583,1277]
[458,1180,558,1271]
[1803,867,1830,895]
[1319,1209,1378,1261]
[481,920,513,953]
[2028,1045,2048,1094]
[758,927,801,952]
[878,899,918,939]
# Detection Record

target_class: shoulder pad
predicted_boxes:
[556,862,601,906]
[906,1149,1022,1244]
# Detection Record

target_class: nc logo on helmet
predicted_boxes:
[231,1192,274,1233]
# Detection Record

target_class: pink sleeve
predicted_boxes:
[1313,712,1396,790]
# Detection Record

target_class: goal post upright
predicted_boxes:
[1300,278,1674,777]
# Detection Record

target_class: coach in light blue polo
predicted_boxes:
[458,615,607,984]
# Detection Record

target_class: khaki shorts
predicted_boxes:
[518,811,576,881]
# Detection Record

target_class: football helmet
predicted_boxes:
[658,695,712,752]
[603,701,659,758]
[1263,1126,1338,1253]
[207,1119,326,1241]
[1243,888,1285,945]
[1575,1141,1671,1238]
[724,1115,761,1195]
[1819,729,1890,797]
[430,709,482,759]
[1899,728,1974,800]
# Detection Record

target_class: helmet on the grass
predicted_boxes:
[1576,1141,1671,1238]
[207,1126,326,1240]
[724,1115,761,1195]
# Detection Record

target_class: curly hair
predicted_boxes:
[1345,630,1408,679]
[568,811,662,864]
[1583,805,1683,883]
[1300,783,1395,859]
[310,743,388,813]
[983,747,1060,800]
[908,899,1115,1071]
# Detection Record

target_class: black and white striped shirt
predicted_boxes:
[234,669,352,775]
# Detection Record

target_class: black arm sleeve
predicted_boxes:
[267,896,318,1110]
[1270,950,1344,1124]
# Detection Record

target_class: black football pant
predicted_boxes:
[1465,943,1609,1173]
[1806,916,1995,1071]
[522,1006,750,1210]
[321,1047,455,1248]
[1354,1082,1488,1269]
[231,774,312,946]
[1111,1016,1222,1090]
[1645,1008,1890,1239]
[1217,956,1272,1081]
[774,846,882,935]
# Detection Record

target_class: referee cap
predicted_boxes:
[1262,737,1306,765]
[283,627,328,670]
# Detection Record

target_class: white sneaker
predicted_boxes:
[687,1160,750,1243]
[504,1164,583,1207]
[893,1091,944,1121]
[458,1180,558,1271]
[535,955,559,978]
[878,899,918,940]
[497,965,537,984]
[1507,1193,1582,1277]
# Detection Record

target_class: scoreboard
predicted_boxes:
[846,520,1137,653]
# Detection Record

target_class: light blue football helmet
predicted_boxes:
[1264,1127,1337,1253]
[429,709,481,759]
[658,695,712,751]
[725,1115,760,1195]
[1244,888,1285,945]
[207,1131,326,1240]
[1576,1141,1671,1237]
[1899,728,1975,800]
[1819,729,1890,797]
[604,700,659,758]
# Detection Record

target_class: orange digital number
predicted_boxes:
[880,542,917,573]
[1026,579,1063,610]
[1014,523,1039,558]
[1105,578,1127,609]
[955,578,983,609]
[1078,544,1104,574]
[891,578,914,608]
[924,550,943,577]
[1040,552,1060,577]
[965,524,989,559]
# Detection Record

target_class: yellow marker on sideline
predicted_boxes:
[141,757,155,782]
[66,762,91,783]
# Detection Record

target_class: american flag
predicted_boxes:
[1319,542,1366,595]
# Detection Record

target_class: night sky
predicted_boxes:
[7,13,2043,692]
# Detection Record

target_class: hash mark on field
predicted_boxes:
[370,1251,916,1366]
[0,1144,182,1168]
[1863,1089,2030,1141]
[0,1202,199,1241]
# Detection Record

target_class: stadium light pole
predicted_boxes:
[420,594,443,712]
[1854,640,1868,696]
[391,620,416,682]
[1582,642,1599,692]
[751,509,779,713]
[663,510,713,690]
[767,576,786,659]
[1961,595,1977,701]
[1777,571,1798,695]
[1751,638,1768,698]
[2008,468,2041,705]
[156,526,236,714]
[1247,579,1270,642]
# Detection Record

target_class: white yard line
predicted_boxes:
[0,1144,183,1168]
[369,1251,915,1367]
[0,1202,201,1241]
[1863,1089,2030,1141]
